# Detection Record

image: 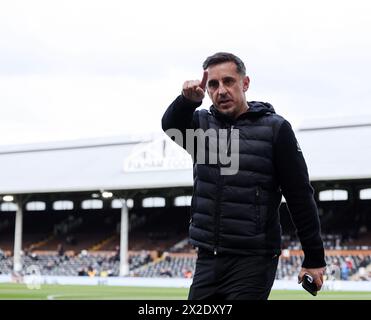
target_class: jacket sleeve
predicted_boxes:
[161,94,202,150]
[274,120,326,268]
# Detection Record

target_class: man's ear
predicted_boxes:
[243,76,250,92]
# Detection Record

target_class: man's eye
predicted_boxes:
[224,78,235,86]
[208,81,218,89]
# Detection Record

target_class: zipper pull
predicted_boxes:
[226,125,234,155]
[256,188,260,204]
[214,248,218,255]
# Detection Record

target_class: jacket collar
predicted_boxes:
[209,101,276,124]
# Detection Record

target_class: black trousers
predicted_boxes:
[188,249,279,300]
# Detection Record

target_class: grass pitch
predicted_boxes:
[0,283,370,300]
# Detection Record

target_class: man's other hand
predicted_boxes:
[298,266,326,291]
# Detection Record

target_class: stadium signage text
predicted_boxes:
[123,136,192,172]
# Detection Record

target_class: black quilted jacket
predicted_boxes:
[162,95,326,268]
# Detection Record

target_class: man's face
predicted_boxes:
[206,61,250,119]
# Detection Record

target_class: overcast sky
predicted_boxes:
[1,0,370,146]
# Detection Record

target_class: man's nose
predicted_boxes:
[218,83,227,95]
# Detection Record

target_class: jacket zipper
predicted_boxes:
[255,187,261,232]
[214,124,235,255]
[214,160,223,256]
[226,125,234,156]
[214,124,233,255]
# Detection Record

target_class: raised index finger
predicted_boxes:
[199,70,208,90]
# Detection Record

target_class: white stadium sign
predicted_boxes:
[123,136,192,172]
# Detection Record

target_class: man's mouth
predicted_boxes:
[219,99,233,107]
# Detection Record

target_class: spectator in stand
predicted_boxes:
[345,257,354,273]
[87,265,96,277]
[160,267,172,277]
[57,243,65,257]
[340,261,349,280]
[162,251,171,263]
[358,266,368,281]
[327,260,341,280]
[78,267,88,276]
[183,268,193,279]
[100,270,108,277]
[111,245,120,262]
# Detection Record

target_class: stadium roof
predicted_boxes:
[297,115,371,181]
[0,133,193,195]
[0,116,370,195]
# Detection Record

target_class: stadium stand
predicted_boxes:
[1,204,371,280]
[0,250,154,277]
[1,248,370,281]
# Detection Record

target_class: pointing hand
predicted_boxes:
[182,70,208,103]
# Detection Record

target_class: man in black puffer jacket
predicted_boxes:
[162,52,326,300]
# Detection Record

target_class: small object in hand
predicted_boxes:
[302,274,318,296]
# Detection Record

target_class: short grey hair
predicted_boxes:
[202,52,246,76]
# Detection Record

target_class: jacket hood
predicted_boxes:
[246,101,276,116]
[210,101,275,123]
